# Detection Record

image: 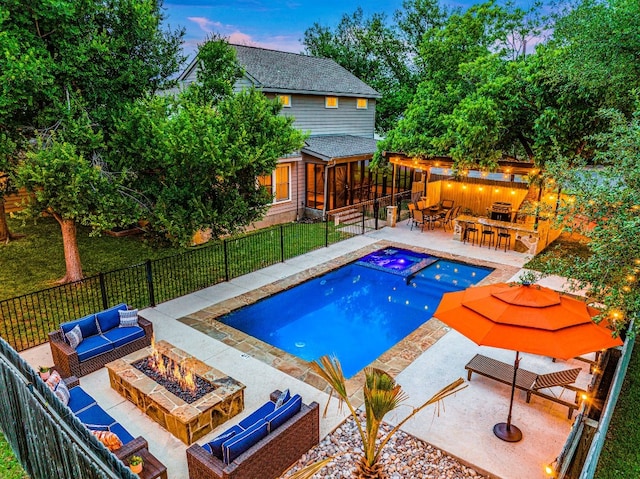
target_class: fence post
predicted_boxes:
[280,225,285,262]
[325,217,329,248]
[361,205,365,234]
[99,273,108,310]
[145,260,156,307]
[223,239,230,281]
[374,199,379,230]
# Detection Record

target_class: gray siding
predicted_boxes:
[270,94,375,138]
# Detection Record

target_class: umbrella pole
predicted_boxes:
[493,351,523,442]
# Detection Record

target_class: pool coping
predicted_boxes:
[178,240,520,405]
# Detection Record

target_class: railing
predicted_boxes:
[0,219,358,351]
[0,336,136,479]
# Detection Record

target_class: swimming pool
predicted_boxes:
[219,248,492,378]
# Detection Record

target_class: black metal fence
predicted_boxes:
[0,217,366,351]
[0,336,136,479]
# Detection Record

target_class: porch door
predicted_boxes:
[333,165,348,209]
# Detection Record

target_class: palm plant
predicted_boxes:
[289,355,466,479]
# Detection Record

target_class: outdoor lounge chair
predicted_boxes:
[465,354,585,419]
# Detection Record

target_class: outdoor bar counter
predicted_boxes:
[453,214,561,255]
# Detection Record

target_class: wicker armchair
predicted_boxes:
[186,390,320,479]
[49,316,153,378]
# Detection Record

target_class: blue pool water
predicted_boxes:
[220,249,492,378]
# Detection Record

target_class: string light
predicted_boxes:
[494,188,500,193]
[544,459,558,477]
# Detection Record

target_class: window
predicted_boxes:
[274,164,290,202]
[259,164,291,203]
[356,98,368,109]
[277,95,291,107]
[325,96,338,108]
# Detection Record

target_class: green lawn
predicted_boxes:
[594,342,640,479]
[0,433,28,479]
[0,216,187,300]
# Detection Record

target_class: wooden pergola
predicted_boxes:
[382,151,539,203]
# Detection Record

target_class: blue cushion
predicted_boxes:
[222,420,269,464]
[75,335,114,362]
[96,303,128,333]
[205,425,243,459]
[61,314,99,339]
[109,422,135,446]
[238,402,276,430]
[265,394,302,433]
[101,326,145,348]
[68,386,96,414]
[77,404,118,429]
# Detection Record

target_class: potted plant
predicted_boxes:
[38,366,51,381]
[128,455,143,474]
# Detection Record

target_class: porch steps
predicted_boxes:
[333,208,363,226]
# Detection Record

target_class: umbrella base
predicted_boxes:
[493,422,522,442]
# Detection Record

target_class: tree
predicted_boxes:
[289,356,466,479]
[110,39,306,246]
[544,108,640,333]
[1,0,184,280]
[377,0,546,170]
[15,112,137,283]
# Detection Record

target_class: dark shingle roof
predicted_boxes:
[302,135,379,161]
[234,45,380,98]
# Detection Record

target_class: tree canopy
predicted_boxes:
[109,38,306,246]
[0,0,184,245]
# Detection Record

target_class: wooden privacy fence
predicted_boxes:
[0,337,136,479]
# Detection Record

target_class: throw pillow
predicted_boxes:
[118,309,139,328]
[65,324,83,349]
[53,380,70,406]
[275,389,290,409]
[90,430,123,451]
[45,370,62,391]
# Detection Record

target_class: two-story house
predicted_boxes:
[177,45,384,227]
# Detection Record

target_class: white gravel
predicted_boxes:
[283,414,488,479]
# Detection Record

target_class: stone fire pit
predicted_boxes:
[106,340,245,445]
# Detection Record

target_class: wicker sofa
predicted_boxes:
[49,303,153,378]
[186,390,320,479]
[63,375,151,463]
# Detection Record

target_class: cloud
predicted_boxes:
[187,16,223,33]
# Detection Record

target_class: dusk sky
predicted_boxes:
[163,0,541,61]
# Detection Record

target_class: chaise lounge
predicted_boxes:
[186,389,320,479]
[49,303,153,378]
[465,353,585,418]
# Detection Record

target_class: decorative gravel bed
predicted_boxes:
[283,415,488,479]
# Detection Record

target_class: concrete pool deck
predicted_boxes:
[20,220,594,479]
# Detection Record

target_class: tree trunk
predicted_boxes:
[0,199,13,243]
[57,217,84,283]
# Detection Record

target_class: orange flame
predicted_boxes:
[147,339,197,394]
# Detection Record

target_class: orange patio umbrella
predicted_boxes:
[433,282,623,442]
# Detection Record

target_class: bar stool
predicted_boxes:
[480,225,495,248]
[496,227,512,251]
[463,221,479,245]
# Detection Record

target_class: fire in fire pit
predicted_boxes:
[132,343,215,404]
